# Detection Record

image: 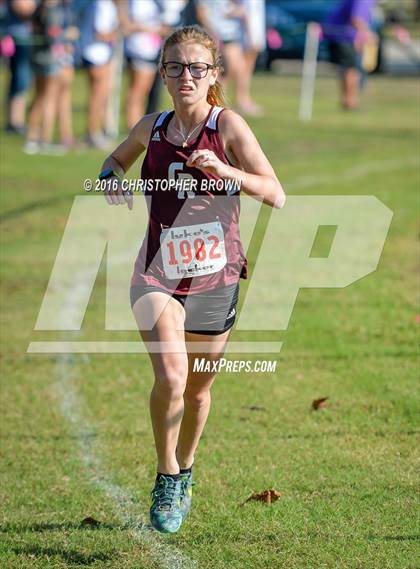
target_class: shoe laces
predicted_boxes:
[152,476,180,511]
[180,475,195,495]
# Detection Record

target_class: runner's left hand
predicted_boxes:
[186,149,230,178]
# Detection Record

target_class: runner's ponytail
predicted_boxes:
[207,79,225,107]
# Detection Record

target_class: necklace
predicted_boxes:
[171,117,206,147]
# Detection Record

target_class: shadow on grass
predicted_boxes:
[8,545,116,565]
[0,195,71,222]
[1,519,155,535]
[0,428,149,442]
[3,428,418,443]
[0,521,117,533]
[367,533,420,541]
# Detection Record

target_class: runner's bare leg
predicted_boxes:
[132,292,188,475]
[176,329,231,469]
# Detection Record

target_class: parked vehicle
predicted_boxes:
[263,0,385,72]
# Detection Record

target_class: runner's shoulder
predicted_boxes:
[218,108,250,141]
[129,112,162,148]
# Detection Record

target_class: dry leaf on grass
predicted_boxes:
[312,396,329,410]
[240,489,283,506]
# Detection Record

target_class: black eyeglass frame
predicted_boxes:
[162,61,217,78]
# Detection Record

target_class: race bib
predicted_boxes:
[160,221,227,280]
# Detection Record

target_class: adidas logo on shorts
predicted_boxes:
[227,307,236,319]
[151,131,160,142]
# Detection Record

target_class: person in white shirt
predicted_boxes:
[120,0,170,129]
[239,0,266,116]
[196,0,253,114]
[79,0,119,148]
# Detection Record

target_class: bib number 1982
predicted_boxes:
[160,221,227,279]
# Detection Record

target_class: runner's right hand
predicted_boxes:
[104,177,133,210]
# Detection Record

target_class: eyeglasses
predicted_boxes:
[162,61,216,78]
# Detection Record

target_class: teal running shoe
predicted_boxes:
[150,475,183,533]
[180,470,194,521]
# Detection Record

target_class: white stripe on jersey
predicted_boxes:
[206,106,223,130]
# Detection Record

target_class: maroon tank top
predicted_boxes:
[131,105,248,294]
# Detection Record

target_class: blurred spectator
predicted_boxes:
[240,0,266,116]
[118,0,169,129]
[324,0,378,110]
[24,0,69,154]
[77,0,119,149]
[55,0,78,148]
[162,0,184,28]
[145,0,184,115]
[197,0,253,114]
[180,0,200,26]
[4,0,36,135]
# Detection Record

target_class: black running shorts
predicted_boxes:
[329,41,358,69]
[130,283,239,335]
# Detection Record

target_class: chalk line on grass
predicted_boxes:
[37,154,415,565]
[54,272,198,569]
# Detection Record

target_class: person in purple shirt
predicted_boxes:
[324,0,377,109]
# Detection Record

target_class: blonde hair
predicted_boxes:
[160,25,226,107]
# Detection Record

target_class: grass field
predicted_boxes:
[1,69,419,569]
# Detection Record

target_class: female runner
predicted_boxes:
[99,25,285,534]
